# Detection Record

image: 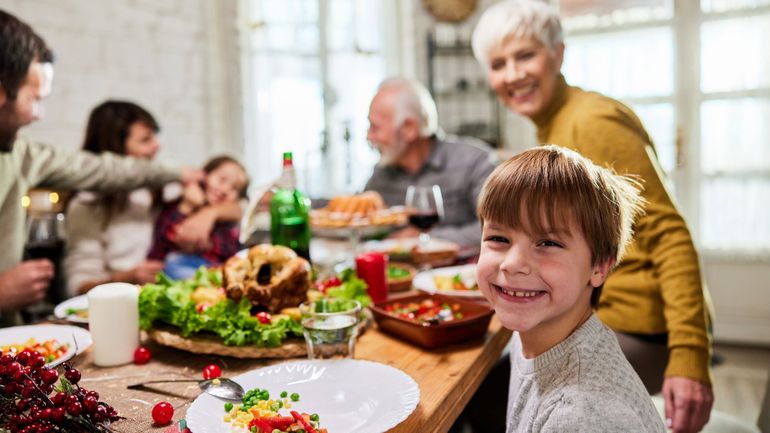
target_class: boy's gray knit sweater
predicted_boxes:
[506,314,666,433]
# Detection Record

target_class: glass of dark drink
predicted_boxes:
[25,212,66,306]
[405,185,444,248]
[27,213,64,260]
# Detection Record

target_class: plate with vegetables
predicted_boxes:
[54,294,89,323]
[412,264,483,298]
[0,324,92,366]
[186,359,420,433]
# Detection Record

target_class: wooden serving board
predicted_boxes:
[147,327,307,359]
[146,314,372,360]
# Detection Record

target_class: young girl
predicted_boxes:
[147,156,249,279]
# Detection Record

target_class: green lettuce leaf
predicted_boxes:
[326,268,371,308]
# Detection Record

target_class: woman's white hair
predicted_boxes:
[471,0,563,67]
[378,77,439,137]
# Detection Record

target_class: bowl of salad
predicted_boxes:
[369,293,494,349]
[386,263,416,293]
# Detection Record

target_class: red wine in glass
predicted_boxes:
[408,211,440,231]
[405,185,444,249]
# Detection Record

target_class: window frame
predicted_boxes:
[239,0,399,196]
[560,0,770,259]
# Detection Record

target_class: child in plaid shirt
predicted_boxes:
[148,156,249,279]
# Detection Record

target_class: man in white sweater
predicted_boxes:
[475,145,665,432]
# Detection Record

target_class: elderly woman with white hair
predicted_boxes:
[470,1,713,432]
[364,77,497,248]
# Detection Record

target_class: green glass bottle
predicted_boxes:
[270,152,312,261]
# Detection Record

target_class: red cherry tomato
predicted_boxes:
[151,401,174,425]
[323,277,342,288]
[315,276,343,293]
[255,311,272,325]
[202,364,222,380]
[133,347,151,365]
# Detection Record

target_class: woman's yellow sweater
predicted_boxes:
[531,75,712,386]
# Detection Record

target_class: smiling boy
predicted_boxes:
[477,145,665,432]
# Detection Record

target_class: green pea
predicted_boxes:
[280,391,288,398]
[290,392,300,401]
[310,413,319,422]
[224,402,233,412]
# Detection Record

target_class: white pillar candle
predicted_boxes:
[87,282,139,366]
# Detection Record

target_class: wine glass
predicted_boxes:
[24,211,66,316]
[405,185,444,249]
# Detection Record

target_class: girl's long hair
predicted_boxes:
[79,100,163,224]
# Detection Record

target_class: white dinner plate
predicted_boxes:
[0,325,92,366]
[186,359,420,433]
[54,294,89,323]
[412,264,484,298]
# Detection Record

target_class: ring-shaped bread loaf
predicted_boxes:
[223,244,310,312]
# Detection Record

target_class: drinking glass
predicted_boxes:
[25,212,66,307]
[405,185,444,248]
[26,212,64,260]
[300,300,361,359]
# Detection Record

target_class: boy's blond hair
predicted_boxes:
[477,145,645,302]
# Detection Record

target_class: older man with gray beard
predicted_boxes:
[364,77,498,248]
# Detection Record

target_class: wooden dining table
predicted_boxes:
[68,307,511,433]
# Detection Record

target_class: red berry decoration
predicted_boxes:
[15,351,30,366]
[64,367,81,384]
[41,368,58,385]
[202,363,222,380]
[133,346,151,364]
[83,395,99,413]
[152,401,174,426]
[67,401,83,417]
[0,353,120,432]
[29,353,46,368]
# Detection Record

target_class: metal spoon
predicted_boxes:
[127,378,245,400]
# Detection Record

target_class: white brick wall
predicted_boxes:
[2,0,244,167]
